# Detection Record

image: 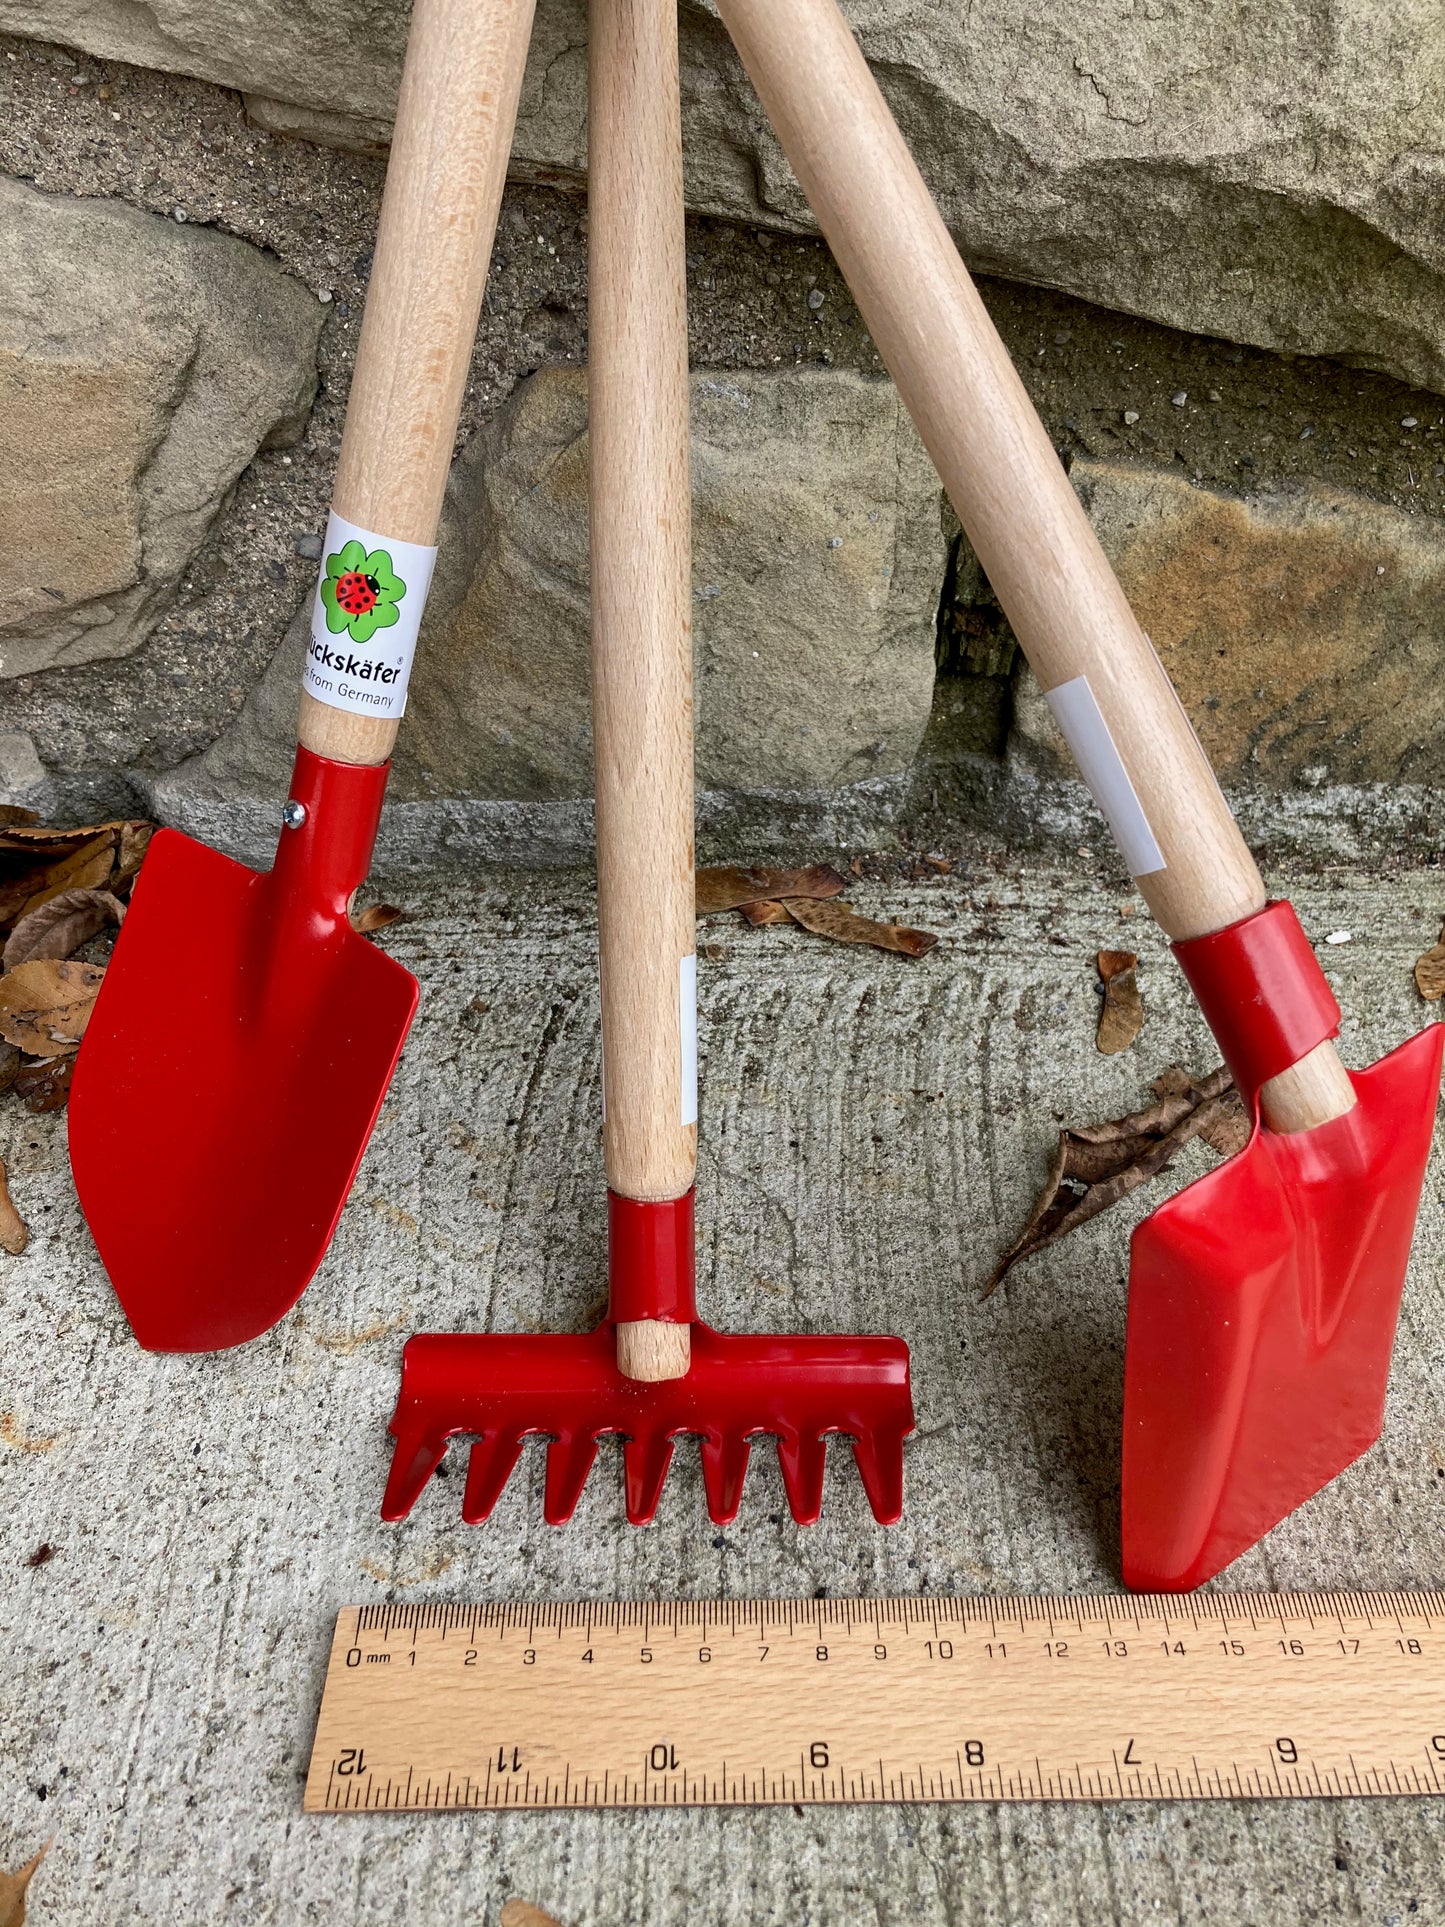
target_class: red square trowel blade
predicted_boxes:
[68,825,418,1352]
[1123,1023,1444,1591]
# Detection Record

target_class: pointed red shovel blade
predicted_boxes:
[1123,1023,1444,1591]
[68,749,417,1352]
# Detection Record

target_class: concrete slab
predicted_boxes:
[3,858,1444,1924]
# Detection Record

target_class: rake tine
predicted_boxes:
[381,1429,449,1521]
[851,1427,907,1526]
[623,1430,676,1526]
[544,1431,602,1524]
[462,1432,528,1524]
[776,1430,828,1526]
[700,1429,752,1525]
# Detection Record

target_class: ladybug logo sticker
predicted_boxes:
[318,538,407,643]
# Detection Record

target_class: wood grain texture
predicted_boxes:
[306,1592,1445,1811]
[615,1319,693,1383]
[715,0,1353,1137]
[298,0,536,766]
[589,0,698,1213]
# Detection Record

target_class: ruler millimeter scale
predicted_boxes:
[305,1590,1445,1812]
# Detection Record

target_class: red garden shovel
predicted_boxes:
[712,0,1443,1586]
[383,0,913,1529]
[67,0,539,1351]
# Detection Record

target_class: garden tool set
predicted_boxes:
[68,0,1440,1585]
[383,0,913,1531]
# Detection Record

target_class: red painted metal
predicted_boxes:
[384,1186,914,1527]
[606,1189,697,1324]
[1122,900,1443,1591]
[68,747,417,1352]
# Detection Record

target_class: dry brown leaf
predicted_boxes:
[0,1838,52,1927]
[4,889,125,971]
[0,818,127,853]
[11,833,118,926]
[0,1159,27,1255]
[0,1044,18,1094]
[696,863,846,915]
[0,960,105,1057]
[986,1064,1246,1293]
[351,902,408,934]
[1096,948,1143,1054]
[14,1056,75,1114]
[1414,922,1445,1000]
[499,1903,566,1927]
[781,895,938,959]
[112,820,156,887]
[738,898,793,926]
[0,863,59,931]
[0,807,39,829]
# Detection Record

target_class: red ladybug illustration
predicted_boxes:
[334,569,381,618]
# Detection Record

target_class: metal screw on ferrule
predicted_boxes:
[281,800,308,831]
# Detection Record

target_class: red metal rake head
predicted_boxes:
[383,1191,914,1526]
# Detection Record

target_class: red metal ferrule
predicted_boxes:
[270,745,391,930]
[1172,900,1341,1103]
[606,1189,697,1325]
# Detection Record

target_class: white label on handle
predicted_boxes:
[679,953,698,1127]
[303,511,437,720]
[1044,676,1167,878]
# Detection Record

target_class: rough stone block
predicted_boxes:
[0,177,323,679]
[6,0,1445,392]
[160,367,944,838]
[1012,460,1445,788]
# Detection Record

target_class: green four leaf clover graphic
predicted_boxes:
[318,538,407,644]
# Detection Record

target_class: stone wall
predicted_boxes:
[2,15,1443,864]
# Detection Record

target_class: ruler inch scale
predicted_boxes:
[304,1589,1445,1812]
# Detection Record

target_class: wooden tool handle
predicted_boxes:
[297,0,536,767]
[716,0,1354,1136]
[589,0,697,1378]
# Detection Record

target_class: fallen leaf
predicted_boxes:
[1414,923,1445,1000]
[986,1065,1246,1293]
[781,895,938,959]
[1095,948,1143,1054]
[0,1045,18,1093]
[0,864,60,931]
[0,1838,52,1927]
[26,1544,54,1568]
[3,889,125,971]
[11,833,118,925]
[0,807,39,829]
[351,902,408,934]
[738,899,793,926]
[500,1903,566,1927]
[13,1056,74,1113]
[0,960,105,1057]
[696,864,846,914]
[0,1159,26,1255]
[112,820,155,888]
[0,818,127,853]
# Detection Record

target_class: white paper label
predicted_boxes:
[679,953,698,1126]
[302,511,437,720]
[1044,676,1167,878]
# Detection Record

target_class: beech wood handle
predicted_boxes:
[716,0,1354,1137]
[297,0,536,768]
[589,0,697,1382]
[589,0,697,1216]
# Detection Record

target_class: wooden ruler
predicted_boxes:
[304,1590,1445,1812]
